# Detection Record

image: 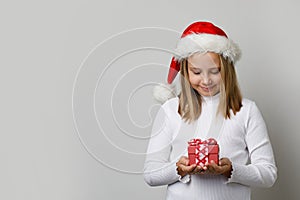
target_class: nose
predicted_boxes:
[201,73,211,85]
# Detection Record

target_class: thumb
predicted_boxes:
[183,157,190,165]
[179,156,190,166]
[219,158,228,166]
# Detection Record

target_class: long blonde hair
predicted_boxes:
[178,55,242,123]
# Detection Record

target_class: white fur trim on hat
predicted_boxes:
[174,33,241,63]
[153,83,176,104]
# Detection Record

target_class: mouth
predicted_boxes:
[200,86,214,92]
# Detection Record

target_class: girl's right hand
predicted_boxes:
[176,156,207,177]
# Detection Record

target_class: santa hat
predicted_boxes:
[153,21,241,103]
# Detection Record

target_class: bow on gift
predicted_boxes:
[188,138,218,146]
[188,138,219,166]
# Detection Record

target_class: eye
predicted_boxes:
[210,69,220,74]
[191,69,201,75]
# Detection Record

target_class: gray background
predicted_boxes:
[1,0,300,199]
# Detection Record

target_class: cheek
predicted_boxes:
[213,75,222,84]
[188,74,200,85]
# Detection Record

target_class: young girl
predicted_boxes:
[144,21,277,200]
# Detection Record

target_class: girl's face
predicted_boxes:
[187,52,222,97]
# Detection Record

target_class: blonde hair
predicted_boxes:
[178,55,242,123]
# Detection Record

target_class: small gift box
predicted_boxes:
[188,138,219,166]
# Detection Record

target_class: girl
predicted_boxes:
[144,21,277,200]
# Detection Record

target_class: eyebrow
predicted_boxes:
[190,67,220,70]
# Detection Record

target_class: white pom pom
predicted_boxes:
[153,83,177,104]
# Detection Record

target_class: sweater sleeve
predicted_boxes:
[143,105,180,186]
[227,102,277,188]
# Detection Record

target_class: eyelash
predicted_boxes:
[193,71,220,75]
[211,71,220,74]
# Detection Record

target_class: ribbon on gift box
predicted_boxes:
[188,138,219,166]
[188,138,218,146]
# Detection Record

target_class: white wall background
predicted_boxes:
[1,0,300,199]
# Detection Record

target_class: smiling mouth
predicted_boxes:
[200,86,214,91]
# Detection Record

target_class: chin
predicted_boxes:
[199,91,217,97]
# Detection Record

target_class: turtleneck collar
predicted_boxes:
[201,92,221,104]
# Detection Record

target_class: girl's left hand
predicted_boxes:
[205,157,232,178]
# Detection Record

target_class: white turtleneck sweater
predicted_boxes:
[144,94,277,200]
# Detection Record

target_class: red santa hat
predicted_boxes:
[153,21,241,103]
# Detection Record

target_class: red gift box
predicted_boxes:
[188,138,219,166]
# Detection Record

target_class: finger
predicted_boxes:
[199,162,208,170]
[206,165,214,173]
[190,165,202,174]
[207,160,224,174]
[210,160,218,167]
[177,157,188,166]
[191,165,204,174]
[179,163,197,173]
[206,160,218,169]
[218,159,231,172]
[179,156,190,166]
[219,158,230,166]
